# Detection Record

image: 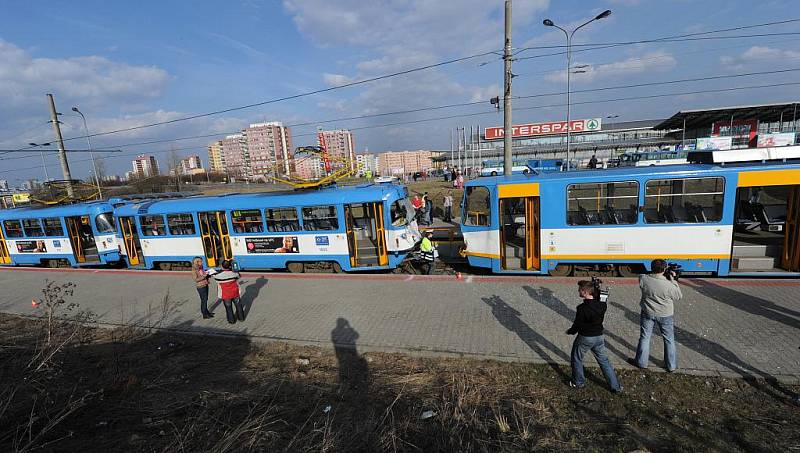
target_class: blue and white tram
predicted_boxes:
[112,183,421,272]
[0,201,121,267]
[461,159,800,277]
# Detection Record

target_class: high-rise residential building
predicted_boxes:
[355,153,379,176]
[132,155,159,178]
[244,122,294,178]
[318,129,356,171]
[293,153,324,180]
[207,140,225,174]
[220,134,249,179]
[180,155,204,175]
[377,150,437,176]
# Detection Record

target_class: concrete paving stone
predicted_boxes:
[0,268,799,383]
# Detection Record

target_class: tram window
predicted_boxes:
[95,213,115,233]
[567,181,639,225]
[22,219,45,237]
[3,220,23,238]
[302,205,339,231]
[390,200,410,226]
[167,213,196,235]
[644,177,725,224]
[42,218,64,237]
[140,215,167,236]
[231,209,264,233]
[463,186,491,226]
[266,208,300,232]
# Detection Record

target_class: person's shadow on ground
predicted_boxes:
[331,317,370,396]
[239,276,269,320]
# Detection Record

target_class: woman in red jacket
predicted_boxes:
[212,260,245,324]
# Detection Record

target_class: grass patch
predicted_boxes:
[0,313,797,452]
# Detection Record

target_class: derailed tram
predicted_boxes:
[0,201,120,267]
[112,183,420,272]
[461,148,800,277]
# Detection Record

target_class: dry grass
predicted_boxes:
[0,313,797,452]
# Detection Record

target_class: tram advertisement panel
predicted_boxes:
[245,236,299,254]
[16,240,47,253]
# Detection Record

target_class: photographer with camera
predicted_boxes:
[566,280,622,393]
[631,259,682,372]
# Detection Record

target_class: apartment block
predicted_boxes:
[318,129,355,171]
[207,140,225,174]
[377,150,436,176]
[131,155,160,178]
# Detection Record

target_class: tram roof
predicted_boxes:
[0,201,114,220]
[113,183,407,215]
[466,160,800,187]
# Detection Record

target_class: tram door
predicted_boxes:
[65,216,98,263]
[499,196,540,271]
[0,225,10,264]
[118,216,143,266]
[198,211,232,267]
[345,202,388,267]
[782,186,800,272]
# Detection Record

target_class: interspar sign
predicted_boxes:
[485,118,601,140]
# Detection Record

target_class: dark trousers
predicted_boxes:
[197,286,210,316]
[444,206,452,222]
[223,297,244,323]
[422,258,435,275]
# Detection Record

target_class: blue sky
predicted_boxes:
[1,0,799,183]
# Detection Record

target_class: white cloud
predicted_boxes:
[322,73,355,87]
[720,45,800,69]
[0,39,170,108]
[545,50,677,84]
[470,84,501,103]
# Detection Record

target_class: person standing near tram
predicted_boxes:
[191,257,214,319]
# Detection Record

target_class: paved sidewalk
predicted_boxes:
[1,268,799,383]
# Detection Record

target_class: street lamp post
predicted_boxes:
[71,107,102,199]
[543,9,611,171]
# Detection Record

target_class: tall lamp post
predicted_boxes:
[71,106,102,199]
[543,9,611,171]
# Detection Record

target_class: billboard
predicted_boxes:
[485,118,602,140]
[711,119,758,147]
[245,236,299,254]
[696,136,733,150]
[757,132,795,148]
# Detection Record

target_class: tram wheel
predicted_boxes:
[287,262,305,273]
[549,264,573,277]
[617,264,644,277]
[331,262,343,273]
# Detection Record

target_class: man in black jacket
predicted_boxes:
[566,280,622,393]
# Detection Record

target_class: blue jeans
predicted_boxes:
[571,335,621,391]
[634,313,677,371]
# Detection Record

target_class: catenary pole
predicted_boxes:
[47,94,74,197]
[503,0,513,176]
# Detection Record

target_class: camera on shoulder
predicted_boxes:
[591,276,610,302]
[665,263,682,281]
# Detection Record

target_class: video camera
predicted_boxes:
[591,276,610,303]
[665,263,682,281]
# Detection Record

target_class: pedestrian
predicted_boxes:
[422,192,433,225]
[212,259,245,324]
[588,154,598,169]
[419,231,436,275]
[192,257,214,319]
[456,173,464,190]
[443,191,453,222]
[631,259,682,372]
[411,194,423,223]
[567,280,622,393]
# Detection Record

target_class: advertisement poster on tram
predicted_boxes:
[16,240,47,253]
[245,236,299,253]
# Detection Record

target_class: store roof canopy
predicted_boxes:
[655,102,800,130]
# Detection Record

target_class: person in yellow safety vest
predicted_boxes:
[420,230,435,275]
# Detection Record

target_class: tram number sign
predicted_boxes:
[484,118,602,140]
[315,236,329,246]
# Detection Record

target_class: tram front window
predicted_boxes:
[95,213,115,233]
[391,199,413,226]
[463,186,491,226]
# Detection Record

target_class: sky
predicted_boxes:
[1,0,799,183]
